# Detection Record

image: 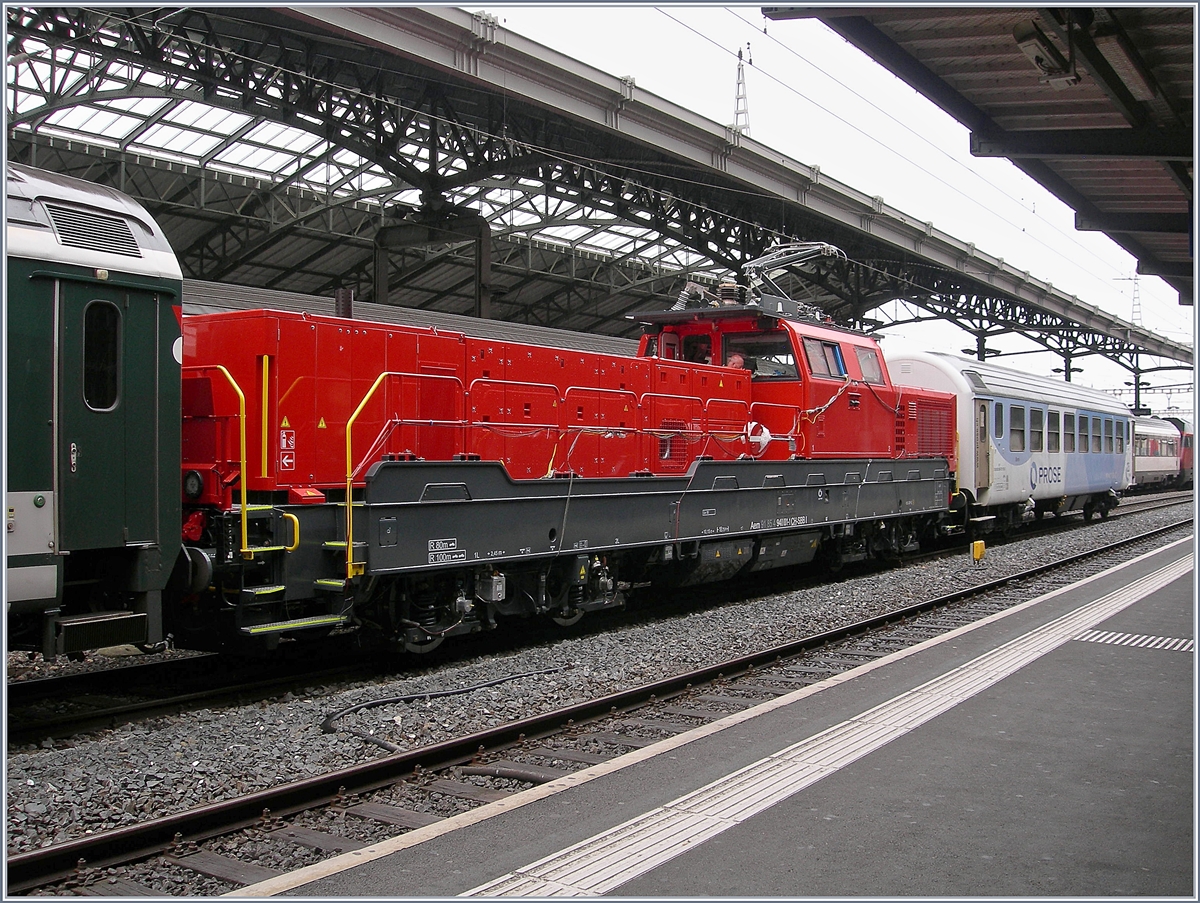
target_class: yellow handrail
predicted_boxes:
[260,355,270,478]
[282,511,300,552]
[344,371,397,578]
[342,370,468,578]
[185,364,251,559]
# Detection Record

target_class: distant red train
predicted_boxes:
[1161,416,1194,487]
[1131,415,1193,489]
[178,267,957,652]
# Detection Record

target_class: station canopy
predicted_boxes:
[6,7,1192,376]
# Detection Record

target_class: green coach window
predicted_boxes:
[83,300,121,410]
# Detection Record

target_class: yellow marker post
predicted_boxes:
[971,540,986,564]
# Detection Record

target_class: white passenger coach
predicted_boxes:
[885,350,1132,530]
[1131,415,1182,488]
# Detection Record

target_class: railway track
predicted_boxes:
[8,516,1191,896]
[5,648,398,748]
[8,491,1192,747]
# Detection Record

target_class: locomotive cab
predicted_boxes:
[634,302,947,464]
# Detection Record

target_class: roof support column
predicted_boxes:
[375,211,492,317]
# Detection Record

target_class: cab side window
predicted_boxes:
[682,334,713,364]
[854,347,884,384]
[802,338,846,379]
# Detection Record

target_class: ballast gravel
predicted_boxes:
[6,506,1192,862]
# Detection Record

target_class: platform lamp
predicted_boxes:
[962,336,1001,362]
[1053,365,1083,382]
[1125,379,1151,416]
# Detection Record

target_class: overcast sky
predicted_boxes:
[484,6,1195,416]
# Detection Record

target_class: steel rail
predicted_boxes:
[7,517,1191,893]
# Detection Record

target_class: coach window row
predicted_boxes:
[1004,404,1126,455]
[1135,435,1179,457]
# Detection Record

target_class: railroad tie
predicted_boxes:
[749,673,816,684]
[267,825,366,853]
[659,704,728,721]
[460,760,574,784]
[522,747,611,766]
[165,851,283,886]
[585,732,659,748]
[426,778,514,804]
[614,717,698,734]
[344,802,443,829]
[75,877,160,896]
[695,693,758,708]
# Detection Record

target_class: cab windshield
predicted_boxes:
[722,332,798,379]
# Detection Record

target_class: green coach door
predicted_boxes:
[57,279,161,551]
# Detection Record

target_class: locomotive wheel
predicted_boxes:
[550,610,584,627]
[1082,504,1095,522]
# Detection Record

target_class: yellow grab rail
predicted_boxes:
[184,364,252,559]
[260,355,270,478]
[342,370,467,579]
[282,511,301,552]
[344,371,397,578]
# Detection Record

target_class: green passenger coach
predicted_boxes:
[6,163,183,656]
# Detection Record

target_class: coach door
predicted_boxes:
[975,400,991,491]
[57,279,160,551]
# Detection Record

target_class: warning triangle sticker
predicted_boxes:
[281,416,291,428]
[318,417,327,429]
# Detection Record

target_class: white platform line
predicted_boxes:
[464,554,1192,897]
[1075,629,1194,652]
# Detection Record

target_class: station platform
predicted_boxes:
[239,535,1195,898]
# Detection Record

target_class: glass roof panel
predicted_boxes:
[46,106,141,140]
[137,124,225,158]
[164,103,254,135]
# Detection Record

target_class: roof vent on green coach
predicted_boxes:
[44,202,142,258]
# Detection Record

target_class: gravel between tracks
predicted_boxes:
[6,506,1192,857]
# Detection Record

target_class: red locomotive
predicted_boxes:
[176,244,957,653]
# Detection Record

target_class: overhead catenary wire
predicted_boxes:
[662,8,1182,325]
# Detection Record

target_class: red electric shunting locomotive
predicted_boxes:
[176,244,958,653]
